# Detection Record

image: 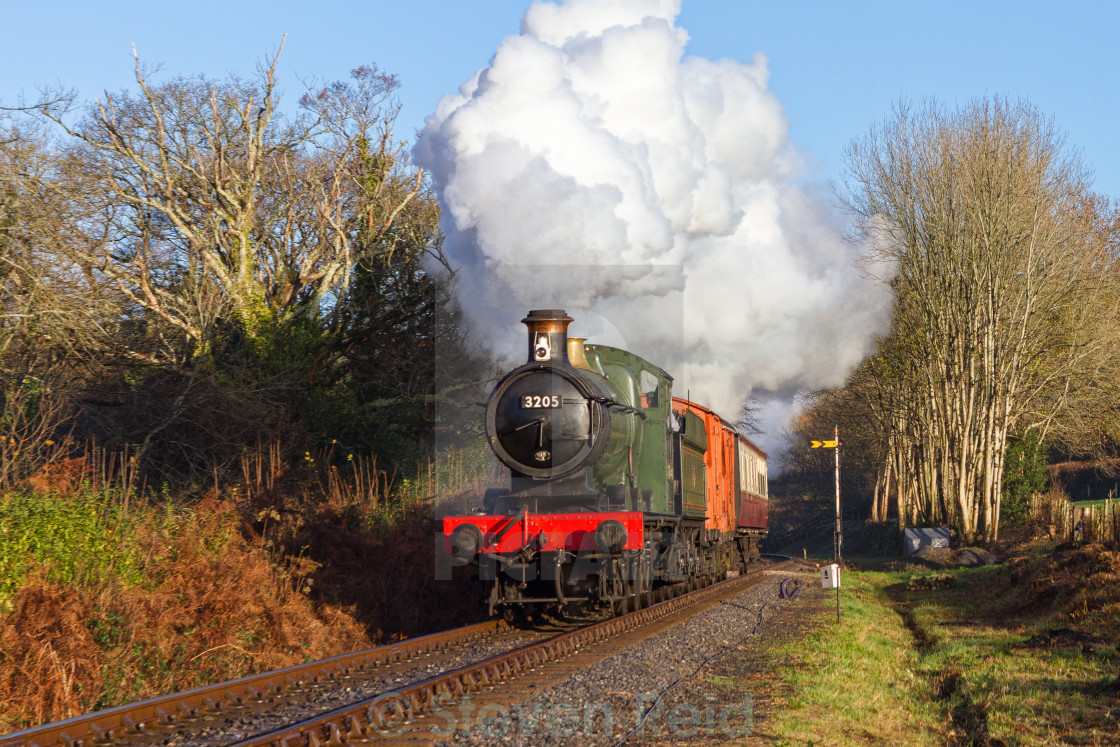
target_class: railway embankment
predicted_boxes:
[0,475,490,733]
[758,541,1120,745]
[0,490,372,732]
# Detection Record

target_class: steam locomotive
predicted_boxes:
[443,310,768,617]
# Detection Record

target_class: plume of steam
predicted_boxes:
[415,0,889,456]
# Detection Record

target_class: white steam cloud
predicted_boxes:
[416,0,889,458]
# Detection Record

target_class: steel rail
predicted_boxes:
[0,619,505,747]
[234,560,795,746]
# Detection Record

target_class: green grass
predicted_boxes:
[769,563,1120,745]
[770,570,944,745]
[1069,498,1117,509]
[897,564,1119,744]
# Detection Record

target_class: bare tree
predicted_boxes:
[38,49,427,368]
[22,50,442,475]
[736,395,764,437]
[842,97,1117,540]
[0,122,122,483]
[1020,195,1120,459]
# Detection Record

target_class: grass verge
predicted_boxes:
[767,547,1120,746]
[768,570,944,745]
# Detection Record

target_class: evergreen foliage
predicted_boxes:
[1001,431,1047,524]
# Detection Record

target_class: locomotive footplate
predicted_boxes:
[444,510,645,564]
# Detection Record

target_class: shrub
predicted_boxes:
[1002,431,1047,524]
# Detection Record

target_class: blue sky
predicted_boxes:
[2,0,1117,196]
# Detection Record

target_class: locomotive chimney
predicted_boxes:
[522,309,573,365]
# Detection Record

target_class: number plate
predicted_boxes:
[521,394,562,408]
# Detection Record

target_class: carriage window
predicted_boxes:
[640,370,659,408]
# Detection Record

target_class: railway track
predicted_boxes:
[236,560,793,745]
[0,619,524,747]
[4,559,797,746]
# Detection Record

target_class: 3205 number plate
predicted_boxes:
[521,395,561,408]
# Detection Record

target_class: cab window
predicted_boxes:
[639,369,659,408]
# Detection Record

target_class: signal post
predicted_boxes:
[810,427,842,563]
[811,428,842,621]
